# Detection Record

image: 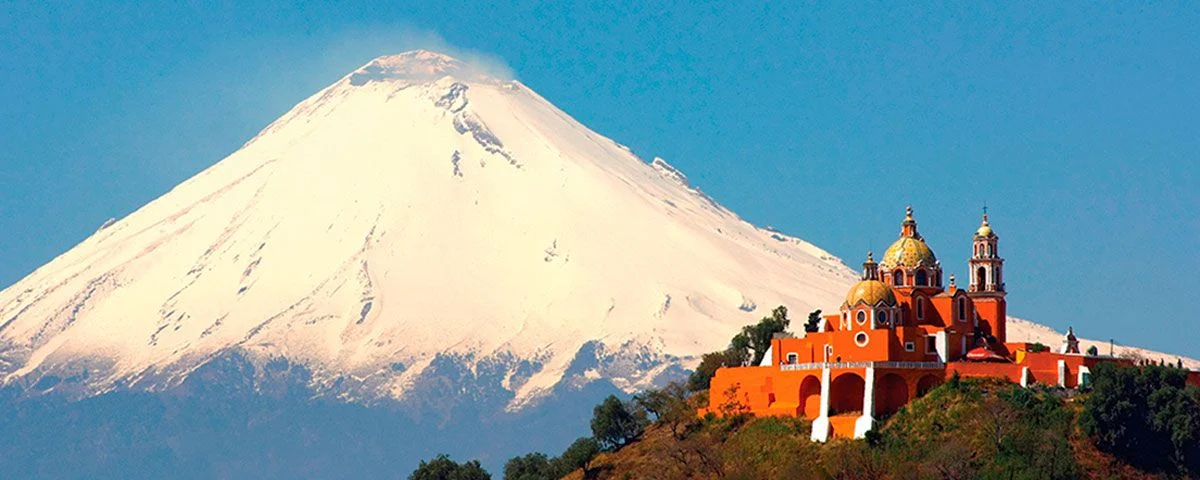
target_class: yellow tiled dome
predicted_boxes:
[976,214,995,237]
[844,280,897,306]
[879,237,937,269]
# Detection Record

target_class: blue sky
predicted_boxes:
[1,3,1197,357]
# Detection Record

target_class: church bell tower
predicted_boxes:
[967,208,1007,342]
[968,209,1004,294]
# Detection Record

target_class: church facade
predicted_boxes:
[706,207,1133,441]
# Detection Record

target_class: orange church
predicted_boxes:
[706,207,1134,441]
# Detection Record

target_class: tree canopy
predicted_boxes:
[687,305,793,391]
[591,395,648,451]
[1080,362,1200,474]
[409,454,491,480]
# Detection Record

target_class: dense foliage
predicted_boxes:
[686,305,794,391]
[501,437,600,480]
[802,309,822,333]
[731,305,791,366]
[409,454,490,480]
[1080,362,1200,474]
[551,377,1171,479]
[502,452,553,480]
[873,377,1079,479]
[590,395,648,451]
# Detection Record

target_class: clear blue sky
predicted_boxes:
[1,3,1197,357]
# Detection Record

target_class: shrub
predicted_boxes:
[502,452,553,480]
[554,437,600,476]
[409,454,491,480]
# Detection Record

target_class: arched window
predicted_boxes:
[957,298,966,321]
[893,270,904,285]
[915,270,928,286]
[856,310,866,325]
[987,244,994,257]
[976,266,986,289]
[916,297,924,319]
[876,310,888,326]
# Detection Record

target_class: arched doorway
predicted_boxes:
[874,373,909,417]
[799,375,821,419]
[830,372,865,416]
[916,374,942,397]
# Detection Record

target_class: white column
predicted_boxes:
[854,367,876,439]
[935,331,949,363]
[1057,360,1067,387]
[1020,366,1031,387]
[810,366,831,442]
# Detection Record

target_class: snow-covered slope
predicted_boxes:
[0,51,856,407]
[1007,317,1199,369]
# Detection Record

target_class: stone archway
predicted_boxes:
[916,374,942,397]
[875,373,909,417]
[799,375,821,419]
[830,372,865,416]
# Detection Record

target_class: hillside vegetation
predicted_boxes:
[409,311,1200,479]
[545,370,1197,480]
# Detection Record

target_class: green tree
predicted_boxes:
[688,349,746,392]
[1080,362,1200,473]
[503,452,553,480]
[732,305,791,366]
[409,454,491,480]
[591,395,647,451]
[803,309,822,333]
[634,382,694,439]
[554,437,600,477]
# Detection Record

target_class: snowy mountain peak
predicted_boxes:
[348,50,502,86]
[0,52,854,410]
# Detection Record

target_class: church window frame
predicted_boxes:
[892,270,904,286]
[855,332,869,347]
[876,309,888,326]
[916,269,928,286]
[905,341,915,352]
[915,297,924,320]
[957,298,967,322]
[856,310,866,325]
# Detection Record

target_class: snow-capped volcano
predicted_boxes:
[0,50,857,407]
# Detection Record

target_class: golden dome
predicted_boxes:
[879,236,938,269]
[975,212,995,238]
[844,279,897,306]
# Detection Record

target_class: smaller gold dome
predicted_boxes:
[975,213,995,237]
[845,280,897,306]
